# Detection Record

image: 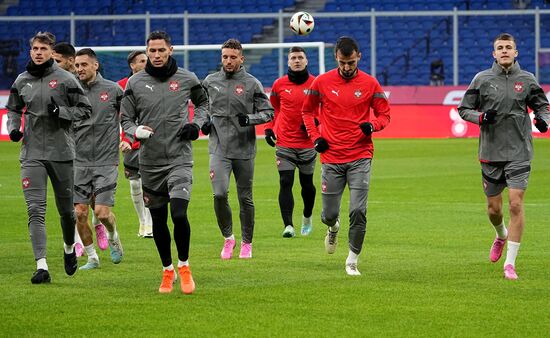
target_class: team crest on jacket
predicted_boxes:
[209,169,215,180]
[235,84,244,96]
[48,79,58,89]
[354,89,362,98]
[514,82,523,93]
[22,177,30,189]
[169,81,179,92]
[99,92,109,102]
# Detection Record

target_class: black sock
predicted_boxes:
[299,172,316,218]
[150,204,172,267]
[278,170,295,226]
[170,198,191,263]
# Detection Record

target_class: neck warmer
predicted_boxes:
[145,56,178,81]
[287,67,309,84]
[26,58,54,78]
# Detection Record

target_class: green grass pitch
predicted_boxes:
[0,138,549,337]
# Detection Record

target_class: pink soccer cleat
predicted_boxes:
[95,224,108,251]
[74,242,84,257]
[489,237,506,262]
[239,242,252,259]
[504,264,518,280]
[220,239,236,260]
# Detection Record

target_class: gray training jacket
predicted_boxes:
[75,73,123,167]
[120,68,209,166]
[7,62,92,161]
[458,61,550,162]
[203,66,274,159]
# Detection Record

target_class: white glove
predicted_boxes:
[135,125,154,139]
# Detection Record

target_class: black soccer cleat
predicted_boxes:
[31,269,51,284]
[64,250,78,276]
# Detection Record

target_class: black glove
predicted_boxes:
[201,118,212,135]
[177,123,200,141]
[48,97,60,117]
[9,130,23,142]
[360,122,374,136]
[480,109,497,125]
[534,117,548,133]
[237,113,249,127]
[314,137,329,153]
[264,129,276,147]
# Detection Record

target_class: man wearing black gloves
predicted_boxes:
[264,47,317,238]
[121,31,208,294]
[458,33,549,280]
[202,39,273,260]
[7,32,92,284]
[302,37,391,276]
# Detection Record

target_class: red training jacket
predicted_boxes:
[266,74,316,148]
[302,69,390,164]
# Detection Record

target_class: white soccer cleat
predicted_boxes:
[282,225,295,238]
[345,262,361,276]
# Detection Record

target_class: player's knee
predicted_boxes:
[321,211,339,225]
[508,200,523,215]
[74,204,88,221]
[27,201,46,218]
[279,171,294,188]
[170,198,189,222]
[213,192,228,201]
[94,206,111,223]
[487,203,502,217]
[349,207,366,224]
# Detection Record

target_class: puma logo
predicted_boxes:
[489,84,498,91]
[213,86,220,92]
[26,83,33,88]
[284,89,292,94]
[145,84,154,92]
[331,89,339,96]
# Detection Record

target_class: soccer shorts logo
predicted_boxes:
[22,177,31,189]
[209,169,215,180]
[322,182,327,192]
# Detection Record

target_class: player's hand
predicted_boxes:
[480,109,497,125]
[177,123,200,141]
[48,97,60,117]
[264,129,276,147]
[360,122,374,136]
[9,130,23,142]
[120,140,132,153]
[314,137,329,153]
[237,113,249,127]
[534,117,548,133]
[135,125,154,139]
[201,117,212,135]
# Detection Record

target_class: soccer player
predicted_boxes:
[73,48,124,270]
[121,31,208,294]
[118,50,153,238]
[52,42,77,75]
[6,32,92,283]
[458,33,549,280]
[302,36,391,276]
[265,46,317,238]
[202,38,274,260]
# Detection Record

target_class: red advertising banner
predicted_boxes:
[2,86,550,140]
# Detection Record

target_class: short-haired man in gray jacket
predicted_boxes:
[202,38,274,260]
[121,31,209,294]
[7,32,92,284]
[458,33,549,280]
[73,48,124,270]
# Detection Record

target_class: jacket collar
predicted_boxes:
[222,65,245,79]
[81,72,103,89]
[491,60,521,75]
